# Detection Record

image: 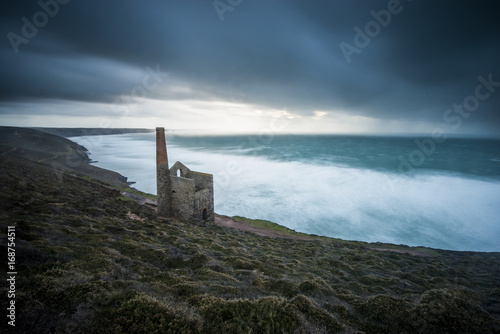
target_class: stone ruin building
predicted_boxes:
[156,127,214,222]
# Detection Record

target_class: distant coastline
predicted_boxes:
[0,126,134,188]
[31,127,154,138]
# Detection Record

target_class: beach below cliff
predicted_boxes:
[1,127,499,333]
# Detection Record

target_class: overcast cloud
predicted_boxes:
[1,0,499,134]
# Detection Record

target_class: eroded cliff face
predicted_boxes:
[32,127,153,137]
[0,126,130,187]
[1,126,91,162]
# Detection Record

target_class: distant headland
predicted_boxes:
[0,126,135,188]
[31,127,154,137]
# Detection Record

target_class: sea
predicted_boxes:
[70,133,500,252]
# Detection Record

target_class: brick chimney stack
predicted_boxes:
[156,127,168,166]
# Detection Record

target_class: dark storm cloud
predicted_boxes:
[1,0,499,133]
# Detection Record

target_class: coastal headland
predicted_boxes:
[1,127,499,333]
[32,127,154,138]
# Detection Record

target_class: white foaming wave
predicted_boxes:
[170,146,500,252]
[72,134,500,252]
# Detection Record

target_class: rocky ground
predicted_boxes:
[1,127,499,333]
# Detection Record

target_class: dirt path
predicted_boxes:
[215,215,315,241]
[369,247,434,257]
[216,215,436,255]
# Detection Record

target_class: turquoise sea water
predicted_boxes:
[71,133,500,252]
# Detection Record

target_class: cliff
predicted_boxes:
[0,126,131,188]
[32,127,154,137]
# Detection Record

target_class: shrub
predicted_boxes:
[414,289,493,333]
[200,296,299,333]
[356,294,412,333]
[291,294,343,332]
[98,294,202,334]
[189,252,209,270]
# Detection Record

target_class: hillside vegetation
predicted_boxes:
[1,127,499,333]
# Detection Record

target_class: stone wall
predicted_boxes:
[156,164,171,217]
[190,171,214,222]
[195,188,214,222]
[188,171,213,192]
[169,175,195,221]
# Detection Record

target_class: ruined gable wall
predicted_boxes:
[169,161,190,177]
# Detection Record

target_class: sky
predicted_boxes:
[1,0,499,135]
